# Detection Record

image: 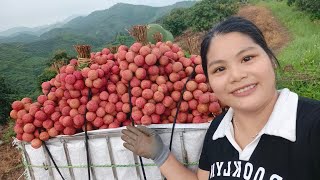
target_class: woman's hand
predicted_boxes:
[122,125,208,180]
[121,125,169,166]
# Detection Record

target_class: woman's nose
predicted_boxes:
[229,65,248,83]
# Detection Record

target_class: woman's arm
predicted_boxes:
[159,153,209,180]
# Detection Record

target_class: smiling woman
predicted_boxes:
[204,32,278,114]
[121,17,320,180]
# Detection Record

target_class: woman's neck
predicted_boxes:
[233,90,279,136]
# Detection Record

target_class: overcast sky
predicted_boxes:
[0,0,187,32]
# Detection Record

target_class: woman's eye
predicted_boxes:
[242,56,253,62]
[213,67,225,73]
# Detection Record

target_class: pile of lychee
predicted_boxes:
[10,41,222,148]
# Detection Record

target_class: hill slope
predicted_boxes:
[0,1,196,99]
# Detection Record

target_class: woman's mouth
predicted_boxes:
[232,84,257,97]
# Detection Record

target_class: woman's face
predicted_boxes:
[206,32,277,112]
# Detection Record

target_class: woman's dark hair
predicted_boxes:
[200,16,280,78]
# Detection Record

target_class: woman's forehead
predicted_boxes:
[207,32,260,60]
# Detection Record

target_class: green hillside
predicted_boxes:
[0,1,195,100]
[41,2,195,42]
[0,33,40,44]
[255,0,320,99]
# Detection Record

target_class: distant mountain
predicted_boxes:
[0,2,195,45]
[41,1,195,42]
[0,14,81,38]
[0,33,40,44]
[0,27,37,37]
[3,1,196,54]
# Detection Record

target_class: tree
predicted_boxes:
[189,0,240,31]
[162,8,190,36]
[0,76,15,124]
[160,0,241,34]
[288,0,320,20]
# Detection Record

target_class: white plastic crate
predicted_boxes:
[16,123,210,180]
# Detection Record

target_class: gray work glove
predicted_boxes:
[121,125,170,167]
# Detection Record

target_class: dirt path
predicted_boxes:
[237,5,290,54]
[0,125,24,180]
[174,4,290,55]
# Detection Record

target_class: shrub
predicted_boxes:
[287,0,320,20]
[0,77,15,124]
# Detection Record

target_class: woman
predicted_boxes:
[121,17,320,180]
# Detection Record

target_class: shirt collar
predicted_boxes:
[212,88,298,142]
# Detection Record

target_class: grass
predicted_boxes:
[254,0,320,100]
[1,119,15,143]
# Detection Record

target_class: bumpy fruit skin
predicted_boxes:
[186,81,198,92]
[163,96,174,108]
[39,132,50,141]
[142,89,154,100]
[12,101,25,111]
[139,46,151,57]
[122,70,133,81]
[141,115,152,125]
[199,93,210,104]
[22,133,34,142]
[35,111,47,121]
[145,54,157,66]
[109,122,120,128]
[153,91,165,102]
[172,62,183,73]
[31,138,42,149]
[64,127,76,135]
[143,103,156,115]
[135,68,147,80]
[197,104,209,114]
[86,100,99,112]
[183,91,193,101]
[209,101,221,113]
[133,55,145,66]
[48,128,59,137]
